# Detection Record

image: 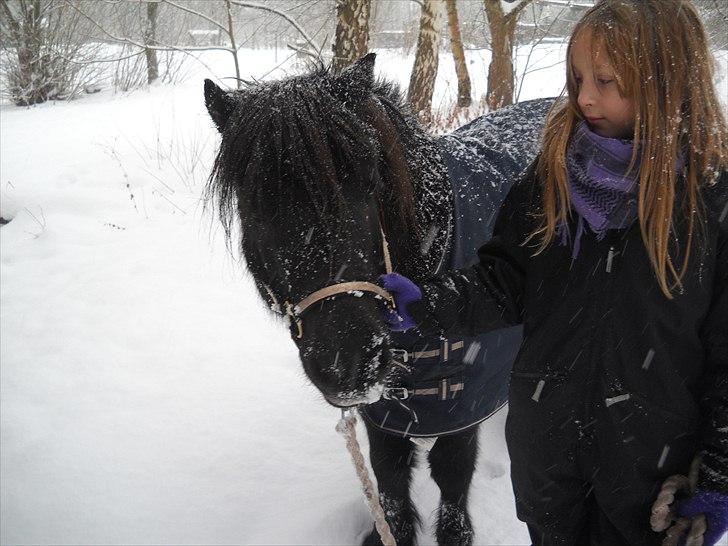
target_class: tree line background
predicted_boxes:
[1,0,726,123]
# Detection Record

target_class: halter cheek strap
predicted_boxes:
[380,226,393,275]
[264,227,395,340]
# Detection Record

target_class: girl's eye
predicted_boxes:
[598,78,614,85]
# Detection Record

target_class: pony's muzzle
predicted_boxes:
[324,396,365,408]
[324,383,386,408]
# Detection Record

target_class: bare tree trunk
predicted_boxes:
[445,0,470,107]
[2,0,54,105]
[483,0,533,110]
[144,1,159,84]
[331,0,371,74]
[408,0,444,123]
[17,0,45,103]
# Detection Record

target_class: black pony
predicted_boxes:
[204,54,551,545]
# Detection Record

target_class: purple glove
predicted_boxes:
[379,273,422,331]
[677,489,728,546]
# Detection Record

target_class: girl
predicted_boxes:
[382,0,728,544]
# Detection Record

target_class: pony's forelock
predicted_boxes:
[206,69,382,247]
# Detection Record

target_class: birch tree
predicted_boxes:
[331,0,371,74]
[407,0,444,123]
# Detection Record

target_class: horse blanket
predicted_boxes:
[360,97,555,437]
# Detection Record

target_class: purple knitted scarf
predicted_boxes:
[560,121,641,259]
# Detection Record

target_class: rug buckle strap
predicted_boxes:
[439,379,449,400]
[383,387,410,401]
[390,348,409,363]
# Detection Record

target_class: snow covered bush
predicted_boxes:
[0,0,106,105]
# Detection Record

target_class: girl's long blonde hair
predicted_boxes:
[534,0,728,297]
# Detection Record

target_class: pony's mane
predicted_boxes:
[207,67,375,244]
[366,78,437,240]
[206,64,427,254]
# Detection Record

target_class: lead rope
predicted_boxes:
[336,409,396,546]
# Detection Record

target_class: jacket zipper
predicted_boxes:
[606,246,615,273]
[581,236,620,445]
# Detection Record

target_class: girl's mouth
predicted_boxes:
[586,116,604,123]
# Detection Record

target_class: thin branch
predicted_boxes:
[709,0,728,23]
[229,0,320,60]
[316,32,329,61]
[64,0,234,53]
[0,0,20,40]
[258,50,298,80]
[55,48,146,65]
[520,58,566,76]
[286,42,320,61]
[158,0,228,34]
[224,0,241,86]
[505,0,535,24]
[286,0,325,12]
[64,0,223,81]
[515,3,568,101]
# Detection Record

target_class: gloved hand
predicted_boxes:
[379,272,422,331]
[676,489,728,546]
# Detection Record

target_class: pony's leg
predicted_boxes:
[362,420,419,546]
[428,427,479,546]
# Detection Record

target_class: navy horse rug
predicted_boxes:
[360,98,554,438]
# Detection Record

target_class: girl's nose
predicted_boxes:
[578,81,596,110]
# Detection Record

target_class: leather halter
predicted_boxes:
[267,227,396,339]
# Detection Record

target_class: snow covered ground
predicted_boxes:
[1,45,726,546]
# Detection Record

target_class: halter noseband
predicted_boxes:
[267,227,395,339]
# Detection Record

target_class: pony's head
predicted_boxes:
[204,55,431,407]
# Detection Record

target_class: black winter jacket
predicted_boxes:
[410,161,728,494]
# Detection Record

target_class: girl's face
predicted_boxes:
[571,31,636,139]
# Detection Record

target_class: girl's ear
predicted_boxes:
[204,79,236,132]
[334,53,376,105]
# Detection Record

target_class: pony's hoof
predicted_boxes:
[436,503,474,546]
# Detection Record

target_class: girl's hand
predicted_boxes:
[379,273,422,332]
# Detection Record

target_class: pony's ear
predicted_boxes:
[335,53,376,103]
[204,79,235,132]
